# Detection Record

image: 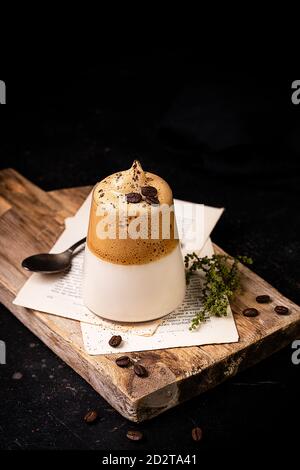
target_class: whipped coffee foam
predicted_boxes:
[93,160,173,206]
[87,160,179,265]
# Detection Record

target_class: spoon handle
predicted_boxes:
[68,237,87,253]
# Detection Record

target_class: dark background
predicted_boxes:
[0,49,300,451]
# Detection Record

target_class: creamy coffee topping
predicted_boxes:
[93,160,173,207]
[87,160,178,265]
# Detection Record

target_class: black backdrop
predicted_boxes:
[0,50,300,451]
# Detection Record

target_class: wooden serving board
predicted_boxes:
[1,168,300,422]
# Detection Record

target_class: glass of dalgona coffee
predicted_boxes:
[83,160,186,322]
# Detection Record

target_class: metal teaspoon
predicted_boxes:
[21,237,86,273]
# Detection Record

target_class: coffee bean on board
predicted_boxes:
[116,356,131,368]
[256,295,271,304]
[133,363,148,377]
[243,307,259,317]
[274,305,290,315]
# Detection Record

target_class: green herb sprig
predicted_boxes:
[184,252,253,330]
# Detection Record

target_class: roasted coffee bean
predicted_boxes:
[145,195,160,205]
[274,305,290,315]
[243,307,259,317]
[126,430,143,441]
[116,356,131,368]
[126,192,142,203]
[141,186,157,197]
[12,372,23,380]
[256,295,271,304]
[133,363,148,377]
[191,426,203,442]
[84,410,98,423]
[109,335,122,347]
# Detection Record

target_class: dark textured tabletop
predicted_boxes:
[0,54,300,450]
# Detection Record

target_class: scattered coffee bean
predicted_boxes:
[109,335,122,347]
[84,410,98,424]
[12,372,23,380]
[243,307,259,317]
[134,363,148,377]
[191,426,203,442]
[274,305,290,315]
[126,429,143,441]
[145,195,160,205]
[116,356,131,368]
[141,186,157,197]
[126,192,142,203]
[256,295,271,304]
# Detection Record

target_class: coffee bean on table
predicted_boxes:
[126,192,142,203]
[243,307,259,317]
[133,363,148,377]
[256,295,271,304]
[109,335,122,347]
[145,195,160,205]
[115,356,131,368]
[126,430,143,441]
[274,305,290,315]
[84,410,98,424]
[12,372,23,380]
[141,186,157,197]
[191,426,203,442]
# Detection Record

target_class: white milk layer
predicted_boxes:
[83,244,186,322]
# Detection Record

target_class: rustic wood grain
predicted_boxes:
[1,168,300,422]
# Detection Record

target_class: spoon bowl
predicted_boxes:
[21,237,86,274]
[22,252,73,273]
